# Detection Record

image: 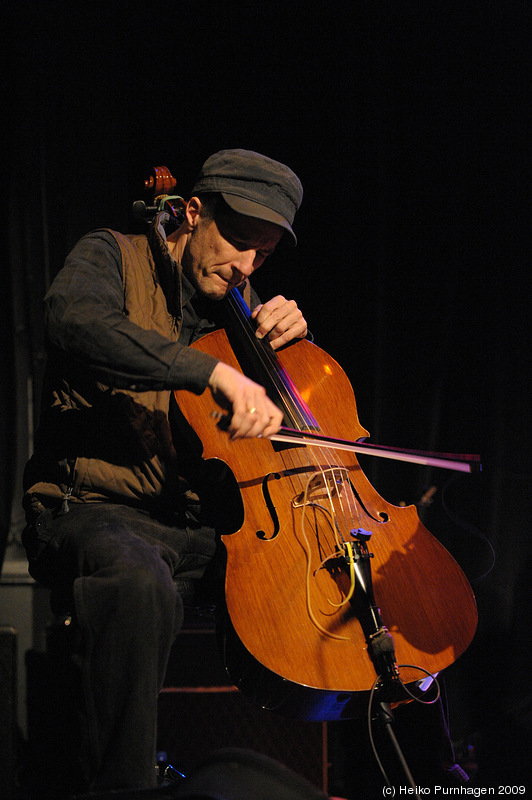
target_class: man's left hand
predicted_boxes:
[250,295,308,350]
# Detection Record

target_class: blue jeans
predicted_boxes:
[23,502,216,793]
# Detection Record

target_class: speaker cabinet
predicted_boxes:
[0,625,17,800]
[159,623,328,793]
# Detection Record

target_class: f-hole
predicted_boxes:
[256,472,282,540]
[348,478,389,524]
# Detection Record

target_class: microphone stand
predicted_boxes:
[344,529,417,790]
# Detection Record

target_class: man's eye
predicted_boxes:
[228,236,247,250]
[225,232,271,258]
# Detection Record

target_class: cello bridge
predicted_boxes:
[292,466,348,509]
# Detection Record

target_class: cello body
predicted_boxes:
[175,330,477,720]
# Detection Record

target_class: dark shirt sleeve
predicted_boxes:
[44,231,218,393]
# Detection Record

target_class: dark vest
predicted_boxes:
[24,229,183,517]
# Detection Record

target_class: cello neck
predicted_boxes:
[225,288,318,431]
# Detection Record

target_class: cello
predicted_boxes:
[140,167,479,721]
[174,290,479,721]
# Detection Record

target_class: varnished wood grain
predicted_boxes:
[175,332,477,696]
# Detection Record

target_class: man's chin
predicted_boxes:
[200,286,229,301]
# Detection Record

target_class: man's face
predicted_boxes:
[182,200,284,300]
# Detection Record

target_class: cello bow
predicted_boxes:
[270,428,481,473]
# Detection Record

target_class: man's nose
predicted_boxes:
[234,249,259,276]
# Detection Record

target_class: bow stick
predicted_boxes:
[271,427,481,473]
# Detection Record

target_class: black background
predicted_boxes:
[3,0,531,791]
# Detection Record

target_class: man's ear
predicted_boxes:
[184,196,203,231]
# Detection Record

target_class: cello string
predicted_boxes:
[226,290,316,428]
[226,289,368,620]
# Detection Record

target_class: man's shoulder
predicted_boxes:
[93,228,148,248]
[90,229,153,265]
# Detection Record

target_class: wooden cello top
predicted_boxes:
[175,330,477,707]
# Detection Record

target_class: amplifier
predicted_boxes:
[0,625,17,800]
[159,621,328,793]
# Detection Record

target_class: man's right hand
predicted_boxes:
[208,362,283,440]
